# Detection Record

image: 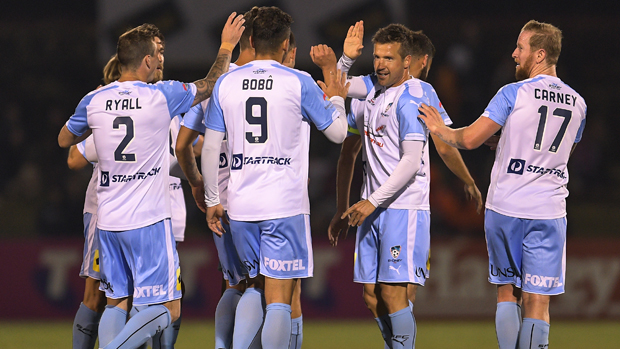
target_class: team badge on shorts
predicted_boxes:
[390,245,401,259]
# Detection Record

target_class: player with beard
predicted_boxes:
[59,15,245,349]
[418,20,586,349]
[312,23,482,349]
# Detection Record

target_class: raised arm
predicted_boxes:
[431,134,483,213]
[176,125,205,212]
[191,13,245,107]
[418,103,502,150]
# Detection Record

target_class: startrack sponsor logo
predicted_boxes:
[230,154,292,170]
[219,153,228,168]
[111,167,161,183]
[169,183,182,191]
[527,165,566,179]
[524,273,562,288]
[133,285,166,298]
[263,257,306,271]
[100,171,110,187]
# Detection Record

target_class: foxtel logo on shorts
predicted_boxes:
[523,273,562,288]
[263,257,306,272]
[134,285,166,298]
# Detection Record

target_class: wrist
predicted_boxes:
[367,195,379,208]
[220,42,235,53]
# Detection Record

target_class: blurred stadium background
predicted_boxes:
[1,0,619,347]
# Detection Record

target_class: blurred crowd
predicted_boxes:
[1,4,617,239]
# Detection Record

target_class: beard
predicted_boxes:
[515,54,534,81]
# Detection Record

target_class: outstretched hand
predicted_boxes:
[343,20,364,60]
[328,212,350,246]
[221,12,245,50]
[191,180,206,213]
[342,199,376,227]
[207,204,226,236]
[310,44,338,71]
[464,183,483,214]
[317,69,350,99]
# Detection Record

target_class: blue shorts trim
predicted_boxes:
[213,213,247,286]
[485,209,566,295]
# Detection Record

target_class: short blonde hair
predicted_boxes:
[521,20,562,65]
[103,54,122,85]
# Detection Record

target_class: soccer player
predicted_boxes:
[313,23,454,348]
[201,6,349,348]
[417,20,586,349]
[68,136,105,349]
[313,24,482,348]
[58,14,245,349]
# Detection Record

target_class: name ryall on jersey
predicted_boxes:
[507,158,566,179]
[231,154,292,170]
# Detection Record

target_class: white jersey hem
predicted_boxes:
[97,215,171,232]
[485,205,566,220]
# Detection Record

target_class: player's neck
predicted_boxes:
[254,52,284,63]
[235,49,255,66]
[530,64,557,79]
[118,71,147,83]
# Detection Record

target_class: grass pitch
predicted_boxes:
[0,320,618,348]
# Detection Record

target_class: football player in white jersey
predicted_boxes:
[313,23,483,349]
[68,136,105,349]
[201,6,349,348]
[58,16,245,349]
[418,20,586,349]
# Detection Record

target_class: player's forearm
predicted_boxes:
[368,141,423,207]
[335,143,359,212]
[322,97,348,143]
[58,126,91,148]
[202,128,224,207]
[433,126,471,150]
[192,48,232,107]
[176,140,202,188]
[433,135,476,186]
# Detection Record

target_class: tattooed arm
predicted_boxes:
[191,12,245,107]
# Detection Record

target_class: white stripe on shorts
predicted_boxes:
[164,220,175,301]
[407,210,417,282]
[304,215,314,277]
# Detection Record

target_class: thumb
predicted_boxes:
[317,80,327,91]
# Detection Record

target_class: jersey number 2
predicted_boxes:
[113,116,136,162]
[245,97,268,144]
[534,106,571,153]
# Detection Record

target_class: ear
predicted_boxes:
[143,54,153,70]
[421,54,429,68]
[403,54,412,69]
[282,38,290,53]
[250,35,255,49]
[536,48,546,64]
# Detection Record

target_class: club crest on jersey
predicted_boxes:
[381,102,393,117]
[507,158,526,175]
[219,153,228,168]
[231,154,243,170]
[100,171,110,186]
[390,245,401,259]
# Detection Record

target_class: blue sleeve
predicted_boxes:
[299,75,337,131]
[361,75,376,95]
[156,80,197,118]
[483,84,519,126]
[575,117,586,143]
[66,93,96,136]
[396,93,426,142]
[425,85,453,126]
[204,79,226,133]
[182,103,207,134]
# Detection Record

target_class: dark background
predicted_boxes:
[1,0,618,241]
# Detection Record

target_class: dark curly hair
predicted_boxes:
[252,6,293,55]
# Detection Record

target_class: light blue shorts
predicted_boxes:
[230,214,313,279]
[98,219,182,305]
[80,212,100,280]
[213,214,247,286]
[485,209,566,295]
[354,208,430,285]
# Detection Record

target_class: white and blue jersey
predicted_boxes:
[65,80,197,231]
[77,138,100,279]
[483,75,587,219]
[204,60,339,221]
[169,115,187,242]
[183,63,238,210]
[348,76,452,209]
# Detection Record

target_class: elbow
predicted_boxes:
[58,136,71,149]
